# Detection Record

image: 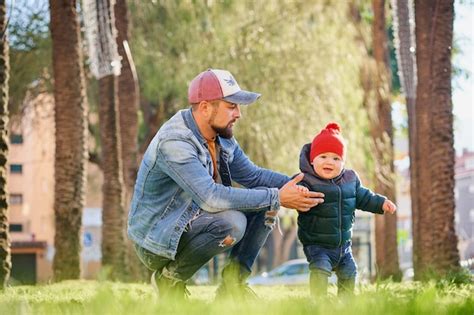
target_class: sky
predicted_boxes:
[453,1,474,154]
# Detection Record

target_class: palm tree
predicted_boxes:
[390,0,418,275]
[114,0,144,280]
[50,0,88,280]
[351,0,400,279]
[98,73,127,279]
[115,0,138,196]
[413,0,459,278]
[93,0,127,279]
[0,0,11,290]
[371,0,400,280]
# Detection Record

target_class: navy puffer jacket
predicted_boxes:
[298,144,385,248]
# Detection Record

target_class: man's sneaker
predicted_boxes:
[151,271,190,301]
[214,282,258,301]
[215,260,257,301]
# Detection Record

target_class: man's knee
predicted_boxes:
[214,210,247,247]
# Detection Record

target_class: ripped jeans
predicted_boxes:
[134,209,273,281]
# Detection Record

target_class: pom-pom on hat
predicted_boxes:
[309,122,346,162]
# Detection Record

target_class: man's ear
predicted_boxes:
[197,100,210,116]
[198,100,208,109]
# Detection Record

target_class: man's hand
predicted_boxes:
[296,185,309,193]
[279,173,324,212]
[382,199,397,214]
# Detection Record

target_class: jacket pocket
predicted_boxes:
[159,188,180,219]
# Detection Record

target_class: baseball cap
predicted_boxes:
[188,69,261,105]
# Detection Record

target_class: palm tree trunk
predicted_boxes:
[99,74,128,280]
[50,0,88,281]
[428,0,458,273]
[281,225,297,265]
[413,0,434,278]
[372,0,401,280]
[115,0,138,194]
[414,0,459,278]
[114,0,145,280]
[271,224,297,267]
[0,0,11,290]
[391,0,418,276]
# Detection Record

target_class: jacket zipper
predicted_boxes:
[333,179,342,247]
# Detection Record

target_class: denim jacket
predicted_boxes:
[128,108,289,259]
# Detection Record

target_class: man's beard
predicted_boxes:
[212,123,234,139]
[208,107,234,139]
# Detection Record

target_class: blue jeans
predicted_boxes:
[303,241,357,281]
[134,209,272,281]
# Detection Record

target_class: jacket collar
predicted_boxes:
[181,108,224,147]
[181,108,208,146]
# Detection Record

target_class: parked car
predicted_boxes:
[247,259,337,286]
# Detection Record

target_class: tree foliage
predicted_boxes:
[7,1,51,114]
[130,0,375,176]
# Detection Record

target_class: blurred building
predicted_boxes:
[455,149,474,260]
[82,161,104,279]
[81,207,103,279]
[8,93,55,285]
[8,93,103,284]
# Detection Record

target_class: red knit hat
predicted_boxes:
[309,122,346,162]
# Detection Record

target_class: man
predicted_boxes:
[128,69,324,300]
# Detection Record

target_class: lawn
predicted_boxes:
[1,280,473,315]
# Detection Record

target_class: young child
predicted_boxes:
[297,122,396,297]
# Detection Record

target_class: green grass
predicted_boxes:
[1,281,473,315]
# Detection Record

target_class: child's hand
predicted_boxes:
[382,200,397,214]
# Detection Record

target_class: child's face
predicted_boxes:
[311,152,344,179]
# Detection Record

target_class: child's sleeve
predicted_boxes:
[355,173,385,214]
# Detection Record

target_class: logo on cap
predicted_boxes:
[224,76,236,86]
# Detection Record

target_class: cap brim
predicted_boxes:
[223,90,261,105]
